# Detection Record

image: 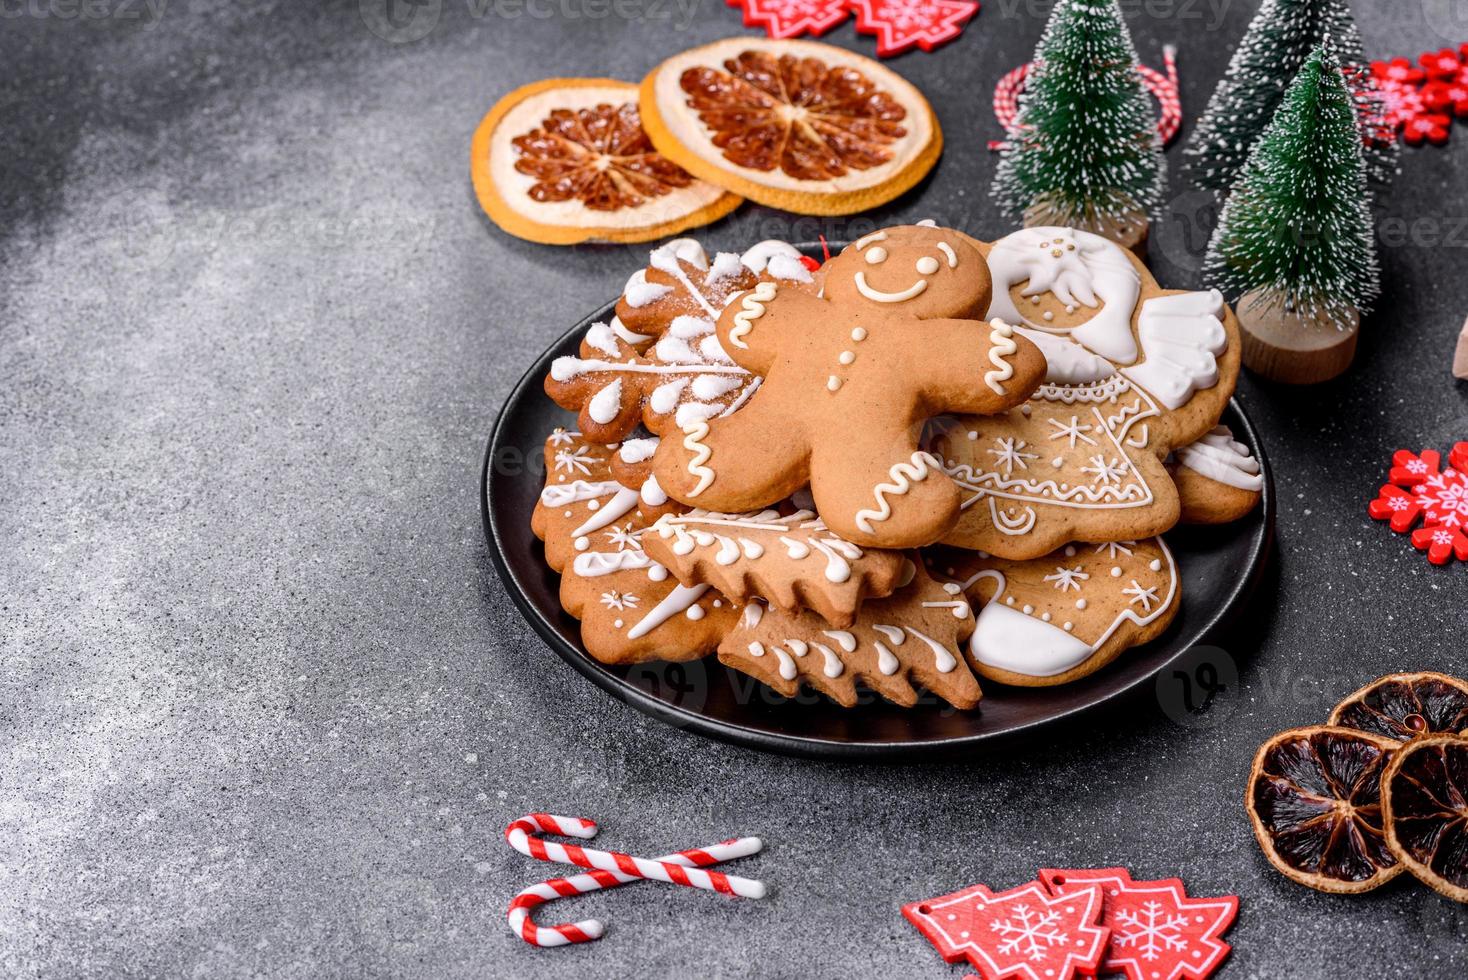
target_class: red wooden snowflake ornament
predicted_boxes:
[848,0,979,57]
[903,880,1109,980]
[1039,869,1239,980]
[731,0,849,39]
[1370,443,1468,565]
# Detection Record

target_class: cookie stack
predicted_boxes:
[530,224,1263,708]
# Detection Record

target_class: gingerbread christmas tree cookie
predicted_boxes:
[653,224,1047,549]
[641,507,908,627]
[931,227,1242,560]
[718,561,981,709]
[926,536,1179,686]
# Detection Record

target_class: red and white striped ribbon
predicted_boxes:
[989,45,1182,150]
[504,813,766,948]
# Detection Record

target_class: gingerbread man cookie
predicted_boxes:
[925,537,1179,686]
[930,227,1242,559]
[652,224,1047,549]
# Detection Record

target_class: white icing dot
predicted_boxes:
[1063,622,1074,631]
[1042,311,1054,322]
[967,430,978,441]
[686,605,705,620]
[1111,566,1122,577]
[712,599,723,608]
[1020,404,1032,417]
[1005,596,1015,606]
[613,619,623,628]
[1029,295,1041,305]
[1064,546,1076,557]
[648,566,668,582]
[574,536,589,551]
[851,327,867,341]
[1022,604,1034,615]
[1041,612,1052,622]
[827,375,842,392]
[839,350,855,365]
[1150,559,1162,571]
[563,510,572,518]
[865,246,888,264]
[1076,599,1087,610]
[587,500,600,510]
[916,256,940,274]
[1066,304,1076,313]
[1052,457,1064,468]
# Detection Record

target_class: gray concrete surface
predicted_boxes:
[3,1,1467,977]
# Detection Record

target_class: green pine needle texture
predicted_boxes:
[1203,45,1380,328]
[993,0,1163,226]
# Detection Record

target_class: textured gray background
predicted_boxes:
[3,1,1468,977]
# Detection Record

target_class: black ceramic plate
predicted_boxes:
[482,263,1274,760]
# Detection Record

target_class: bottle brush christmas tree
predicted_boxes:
[1204,43,1380,384]
[1185,0,1393,192]
[992,0,1163,249]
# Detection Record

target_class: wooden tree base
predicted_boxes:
[1023,203,1150,257]
[1237,288,1360,385]
[1454,316,1468,380]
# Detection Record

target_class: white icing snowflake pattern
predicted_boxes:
[1122,579,1160,611]
[554,446,596,475]
[1080,454,1129,486]
[599,590,639,611]
[1043,565,1090,592]
[988,437,1039,476]
[603,523,643,551]
[1046,415,1098,448]
[1113,900,1189,961]
[1095,540,1136,558]
[989,904,1070,962]
[548,428,577,447]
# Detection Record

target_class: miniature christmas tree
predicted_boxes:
[1185,0,1392,191]
[1204,44,1380,384]
[992,0,1163,247]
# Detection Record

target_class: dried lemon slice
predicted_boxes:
[471,78,741,245]
[1383,734,1468,904]
[639,38,941,216]
[1329,671,1468,742]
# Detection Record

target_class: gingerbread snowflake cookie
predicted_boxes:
[545,239,813,443]
[931,227,1242,560]
[530,428,736,664]
[641,506,908,627]
[1169,424,1264,524]
[926,536,1179,686]
[718,561,983,709]
[653,224,1047,549]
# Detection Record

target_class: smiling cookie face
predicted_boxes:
[823,225,991,320]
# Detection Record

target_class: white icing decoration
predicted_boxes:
[874,641,900,676]
[873,625,905,645]
[609,316,651,346]
[618,438,659,464]
[570,487,640,540]
[1176,424,1263,491]
[587,378,623,425]
[648,238,721,320]
[741,241,811,283]
[573,550,657,577]
[813,642,844,678]
[821,630,857,653]
[921,600,971,619]
[681,420,714,497]
[651,510,861,584]
[905,627,956,673]
[707,251,743,282]
[855,271,928,303]
[585,321,621,357]
[916,256,940,275]
[985,227,1143,363]
[741,602,764,628]
[854,452,941,534]
[626,583,709,639]
[728,281,778,350]
[540,480,622,507]
[854,231,888,249]
[1120,290,1228,410]
[865,246,888,264]
[692,375,742,400]
[985,319,1018,395]
[622,270,672,308]
[936,242,958,268]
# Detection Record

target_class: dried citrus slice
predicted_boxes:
[639,38,941,215]
[471,78,741,245]
[1246,725,1402,894]
[1383,734,1468,903]
[1329,672,1468,742]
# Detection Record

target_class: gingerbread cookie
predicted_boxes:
[530,428,736,664]
[926,536,1179,686]
[931,226,1242,560]
[1169,425,1264,524]
[546,240,813,443]
[718,562,982,709]
[653,224,1047,549]
[641,507,908,627]
[608,436,686,524]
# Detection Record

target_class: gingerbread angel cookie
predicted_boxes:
[546,239,814,443]
[926,537,1179,687]
[1169,424,1264,524]
[530,429,735,664]
[641,507,908,627]
[718,562,982,709]
[930,226,1242,560]
[653,224,1047,549]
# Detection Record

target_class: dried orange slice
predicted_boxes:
[639,38,941,216]
[1329,672,1468,742]
[471,78,741,245]
[1383,734,1468,903]
[1246,725,1402,894]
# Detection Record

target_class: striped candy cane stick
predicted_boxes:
[508,836,764,947]
[505,814,767,899]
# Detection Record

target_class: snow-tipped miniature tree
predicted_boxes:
[1185,0,1393,191]
[992,0,1163,235]
[1204,43,1379,333]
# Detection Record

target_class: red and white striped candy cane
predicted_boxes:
[508,836,764,947]
[989,45,1181,150]
[504,814,766,948]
